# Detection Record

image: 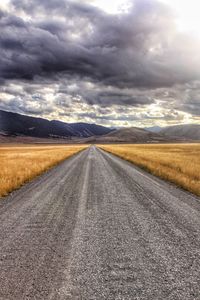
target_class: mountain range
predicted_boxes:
[84,127,169,143]
[0,109,199,143]
[0,110,113,139]
[159,124,200,140]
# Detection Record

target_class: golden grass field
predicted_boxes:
[100,144,200,196]
[0,144,87,197]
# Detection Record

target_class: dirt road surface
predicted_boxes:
[0,146,200,299]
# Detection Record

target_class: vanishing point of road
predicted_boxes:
[0,146,200,300]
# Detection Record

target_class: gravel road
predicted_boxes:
[0,145,200,300]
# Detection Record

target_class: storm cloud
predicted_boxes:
[0,0,200,126]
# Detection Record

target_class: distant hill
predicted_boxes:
[1,109,198,143]
[160,124,200,140]
[0,110,113,139]
[85,127,169,143]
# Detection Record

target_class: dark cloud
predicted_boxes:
[1,0,200,87]
[0,0,200,125]
[175,87,200,116]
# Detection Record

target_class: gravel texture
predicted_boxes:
[0,145,200,299]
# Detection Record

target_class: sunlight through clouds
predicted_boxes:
[160,0,200,36]
[91,0,131,13]
[0,0,200,127]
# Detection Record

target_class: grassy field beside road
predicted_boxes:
[100,144,200,196]
[0,144,87,197]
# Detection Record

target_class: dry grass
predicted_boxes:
[100,144,200,196]
[0,144,87,197]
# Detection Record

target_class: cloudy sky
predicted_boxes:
[0,0,200,127]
